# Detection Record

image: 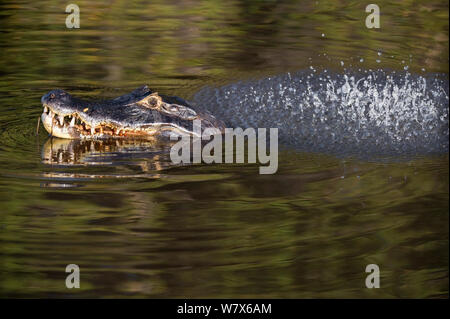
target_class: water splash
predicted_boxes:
[193,69,449,158]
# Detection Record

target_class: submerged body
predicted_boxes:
[40,85,225,139]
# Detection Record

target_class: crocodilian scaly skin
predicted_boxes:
[40,85,225,139]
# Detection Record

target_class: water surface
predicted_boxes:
[0,0,448,298]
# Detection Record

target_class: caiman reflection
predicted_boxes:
[41,138,178,180]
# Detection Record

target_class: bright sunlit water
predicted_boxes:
[0,0,448,298]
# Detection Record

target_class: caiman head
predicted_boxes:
[40,85,225,139]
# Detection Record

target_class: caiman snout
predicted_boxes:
[40,85,225,139]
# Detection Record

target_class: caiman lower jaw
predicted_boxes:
[41,104,158,139]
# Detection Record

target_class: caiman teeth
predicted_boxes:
[42,105,149,138]
[57,115,64,126]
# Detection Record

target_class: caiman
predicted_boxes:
[40,85,225,139]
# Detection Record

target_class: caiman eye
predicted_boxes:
[148,96,159,107]
[50,93,55,99]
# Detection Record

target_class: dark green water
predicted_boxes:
[0,0,448,298]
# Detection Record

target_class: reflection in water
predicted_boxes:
[40,138,177,182]
[2,136,446,298]
[41,137,174,169]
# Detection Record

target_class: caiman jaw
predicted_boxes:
[41,105,80,139]
[41,104,153,139]
[41,104,200,139]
